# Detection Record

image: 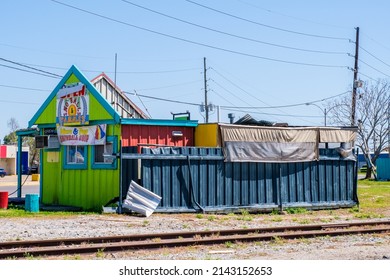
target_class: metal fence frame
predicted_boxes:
[121,147,358,213]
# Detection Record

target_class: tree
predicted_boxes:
[2,118,39,167]
[2,118,19,145]
[327,79,390,179]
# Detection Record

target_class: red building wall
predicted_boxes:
[121,125,194,148]
[0,146,6,159]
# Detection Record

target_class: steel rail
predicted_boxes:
[0,221,389,259]
[1,220,389,250]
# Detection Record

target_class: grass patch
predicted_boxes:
[0,205,95,218]
[207,215,216,222]
[285,207,307,214]
[357,180,390,211]
[236,209,253,222]
[196,213,204,219]
[271,216,283,222]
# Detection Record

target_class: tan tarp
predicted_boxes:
[219,124,357,163]
[319,128,357,143]
[220,125,318,143]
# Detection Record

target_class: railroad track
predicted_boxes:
[0,220,389,259]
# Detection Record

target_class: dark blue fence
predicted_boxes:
[122,147,358,213]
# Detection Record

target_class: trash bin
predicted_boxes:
[25,194,39,212]
[0,191,8,209]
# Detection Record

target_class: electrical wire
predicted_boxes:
[120,0,347,55]
[209,66,307,122]
[358,72,379,83]
[236,0,351,30]
[124,90,350,122]
[125,91,201,106]
[0,57,62,78]
[220,90,351,109]
[360,31,390,53]
[358,59,390,79]
[50,0,348,68]
[185,0,350,41]
[0,99,40,105]
[359,46,390,69]
[0,84,50,92]
[0,63,61,79]
[210,67,269,106]
[225,107,322,118]
[134,80,202,91]
[133,90,152,118]
[210,79,253,106]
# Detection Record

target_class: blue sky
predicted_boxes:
[1,0,390,140]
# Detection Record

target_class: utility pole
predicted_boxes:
[203,57,209,123]
[351,27,360,126]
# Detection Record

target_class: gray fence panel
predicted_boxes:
[131,147,358,212]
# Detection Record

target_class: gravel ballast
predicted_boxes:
[1,212,389,260]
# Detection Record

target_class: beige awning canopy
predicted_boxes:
[219,124,357,162]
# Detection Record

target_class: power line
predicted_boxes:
[185,0,350,41]
[51,0,347,68]
[135,80,202,91]
[121,0,347,55]
[0,99,40,105]
[360,31,390,53]
[133,90,152,118]
[210,66,308,122]
[124,91,201,106]
[358,72,379,83]
[359,59,390,79]
[130,83,350,112]
[210,79,253,106]
[0,63,61,79]
[220,90,350,109]
[211,89,239,107]
[210,67,269,106]
[236,0,351,30]
[359,46,390,69]
[0,84,50,92]
[21,61,199,74]
[0,57,62,78]
[225,107,322,118]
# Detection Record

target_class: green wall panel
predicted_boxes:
[34,73,114,126]
[41,124,121,210]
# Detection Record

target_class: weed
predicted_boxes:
[354,212,384,219]
[194,234,202,240]
[196,213,204,219]
[285,207,307,214]
[151,238,162,242]
[207,215,216,222]
[64,255,82,260]
[23,253,36,260]
[271,236,284,245]
[96,249,104,258]
[298,219,310,224]
[225,241,234,248]
[142,220,150,227]
[271,216,283,222]
[349,206,360,213]
[237,209,253,222]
